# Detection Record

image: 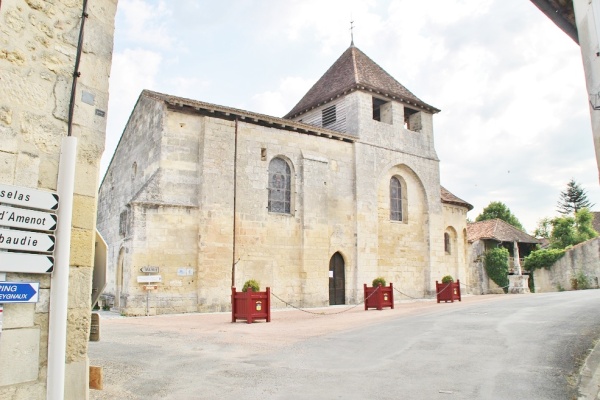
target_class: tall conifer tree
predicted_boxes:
[557,179,594,215]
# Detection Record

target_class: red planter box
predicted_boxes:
[364,283,394,310]
[436,280,461,303]
[231,287,271,324]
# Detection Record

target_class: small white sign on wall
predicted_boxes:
[329,270,334,278]
[178,267,194,276]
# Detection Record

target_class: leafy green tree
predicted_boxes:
[533,217,551,239]
[475,201,524,231]
[557,179,594,215]
[549,208,598,249]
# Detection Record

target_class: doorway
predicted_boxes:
[329,252,345,305]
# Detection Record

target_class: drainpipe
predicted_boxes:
[232,119,239,287]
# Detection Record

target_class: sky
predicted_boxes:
[103,0,600,233]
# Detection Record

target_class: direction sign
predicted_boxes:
[0,282,39,303]
[137,275,162,283]
[0,252,54,273]
[0,184,59,211]
[140,266,159,273]
[0,228,55,253]
[0,205,57,231]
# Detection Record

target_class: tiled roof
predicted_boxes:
[440,186,473,211]
[284,45,440,119]
[467,219,541,244]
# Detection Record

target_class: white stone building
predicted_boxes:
[97,44,473,315]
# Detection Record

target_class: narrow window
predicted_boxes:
[390,177,402,221]
[403,107,418,130]
[268,157,291,214]
[373,97,392,124]
[119,210,128,237]
[444,232,451,254]
[322,105,336,128]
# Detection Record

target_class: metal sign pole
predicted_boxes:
[0,272,5,339]
[46,137,77,400]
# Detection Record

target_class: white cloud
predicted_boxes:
[250,76,314,116]
[117,0,175,49]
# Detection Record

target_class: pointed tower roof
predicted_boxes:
[284,45,440,119]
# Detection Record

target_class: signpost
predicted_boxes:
[140,266,159,273]
[0,252,54,274]
[0,205,58,231]
[0,282,39,303]
[0,184,59,211]
[137,275,162,283]
[0,184,58,274]
[0,228,55,253]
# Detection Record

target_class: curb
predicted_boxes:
[579,340,600,399]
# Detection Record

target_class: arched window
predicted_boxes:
[390,176,403,221]
[444,232,451,254]
[268,157,291,214]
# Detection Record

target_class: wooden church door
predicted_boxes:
[329,252,345,305]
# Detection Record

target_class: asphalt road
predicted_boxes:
[89,290,600,400]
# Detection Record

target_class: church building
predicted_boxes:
[97,44,473,315]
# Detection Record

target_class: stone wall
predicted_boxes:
[534,237,600,292]
[0,0,117,398]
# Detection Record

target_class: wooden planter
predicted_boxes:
[231,287,271,324]
[364,283,394,310]
[436,280,461,303]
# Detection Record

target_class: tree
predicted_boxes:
[475,201,525,231]
[533,217,551,239]
[549,208,598,249]
[557,179,594,215]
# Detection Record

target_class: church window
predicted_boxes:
[403,107,418,130]
[373,97,392,124]
[322,105,336,128]
[444,232,451,254]
[268,157,291,214]
[390,176,403,221]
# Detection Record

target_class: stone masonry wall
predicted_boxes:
[0,1,117,399]
[534,237,600,292]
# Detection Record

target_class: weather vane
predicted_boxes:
[350,19,355,46]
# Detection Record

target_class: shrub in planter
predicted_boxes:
[441,275,454,284]
[372,277,386,287]
[364,277,394,310]
[436,276,461,303]
[232,280,270,323]
[242,279,260,292]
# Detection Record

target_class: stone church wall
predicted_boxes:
[0,0,117,398]
[438,204,470,288]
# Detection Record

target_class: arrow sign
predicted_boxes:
[0,205,57,231]
[0,252,54,273]
[0,228,55,253]
[0,184,59,211]
[0,282,39,303]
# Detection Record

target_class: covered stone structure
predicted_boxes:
[467,219,541,294]
[97,44,473,315]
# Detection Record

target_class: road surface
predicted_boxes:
[89,290,600,399]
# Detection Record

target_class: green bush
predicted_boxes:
[522,249,565,271]
[484,247,509,293]
[441,275,454,284]
[573,271,590,290]
[372,277,386,287]
[242,279,260,292]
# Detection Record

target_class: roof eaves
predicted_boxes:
[146,90,356,143]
